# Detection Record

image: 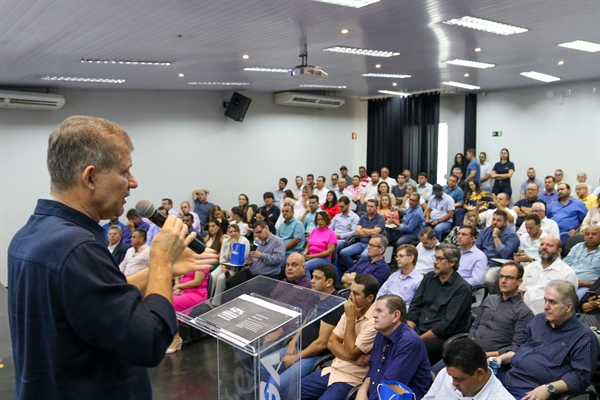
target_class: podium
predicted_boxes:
[177,276,346,400]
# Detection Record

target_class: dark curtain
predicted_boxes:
[464,93,477,152]
[367,92,440,183]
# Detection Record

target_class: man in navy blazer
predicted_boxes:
[107,225,130,265]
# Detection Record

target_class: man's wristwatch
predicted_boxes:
[546,383,556,394]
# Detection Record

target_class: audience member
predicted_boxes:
[300,274,379,400]
[575,182,598,211]
[453,167,470,195]
[340,166,352,186]
[261,263,343,399]
[497,281,598,399]
[547,183,588,245]
[103,215,131,246]
[538,175,559,206]
[414,227,438,274]
[579,275,600,326]
[161,198,179,217]
[211,223,250,296]
[294,185,311,219]
[581,193,600,233]
[321,190,341,220]
[228,206,249,236]
[119,228,150,277]
[554,168,566,188]
[378,194,400,231]
[377,245,423,309]
[204,218,225,257]
[465,148,480,183]
[443,211,480,246]
[379,167,397,187]
[341,234,390,287]
[512,182,545,227]
[406,243,473,364]
[125,208,159,246]
[330,196,360,260]
[491,148,514,197]
[477,193,517,231]
[401,183,426,213]
[347,175,364,208]
[332,177,351,201]
[416,172,433,202]
[292,176,304,199]
[225,221,286,289]
[253,208,276,235]
[277,204,306,263]
[456,225,487,286]
[425,339,513,399]
[519,168,543,200]
[258,192,280,226]
[356,295,431,400]
[301,195,321,236]
[424,184,455,241]
[479,152,494,190]
[514,214,546,267]
[463,178,490,214]
[516,202,559,238]
[273,177,287,208]
[360,171,381,203]
[451,153,467,177]
[520,236,578,314]
[564,225,600,300]
[388,193,424,246]
[375,181,396,207]
[304,211,337,278]
[107,225,129,265]
[339,199,385,269]
[443,174,465,210]
[358,166,371,188]
[313,176,328,205]
[192,188,213,226]
[391,173,408,206]
[328,173,338,190]
[403,169,417,185]
[182,213,201,236]
[577,172,594,192]
[180,201,202,233]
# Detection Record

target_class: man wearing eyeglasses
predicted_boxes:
[341,234,390,287]
[406,243,472,364]
[516,202,559,239]
[512,182,545,228]
[377,245,423,310]
[355,295,431,400]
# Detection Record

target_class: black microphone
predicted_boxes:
[135,199,206,254]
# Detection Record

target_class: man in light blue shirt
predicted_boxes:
[465,148,481,183]
[330,196,359,254]
[301,195,321,235]
[277,204,305,256]
[456,226,487,286]
[388,193,424,246]
[377,244,423,309]
[564,225,600,299]
[425,185,455,241]
[273,177,287,208]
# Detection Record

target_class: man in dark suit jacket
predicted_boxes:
[107,225,130,265]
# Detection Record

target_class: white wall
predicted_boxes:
[0,90,368,285]
[477,80,600,201]
[440,93,466,178]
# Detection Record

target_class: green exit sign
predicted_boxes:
[493,131,502,137]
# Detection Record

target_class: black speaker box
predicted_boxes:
[224,92,252,122]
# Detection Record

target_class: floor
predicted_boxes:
[0,285,249,400]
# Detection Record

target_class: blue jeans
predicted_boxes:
[431,221,452,241]
[394,233,417,247]
[305,258,331,279]
[260,348,318,399]
[339,242,368,269]
[300,370,352,400]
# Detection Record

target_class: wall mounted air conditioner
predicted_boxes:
[274,92,345,109]
[0,90,65,110]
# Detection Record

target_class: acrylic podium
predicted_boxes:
[177,276,346,400]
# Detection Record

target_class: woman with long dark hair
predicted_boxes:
[491,148,515,197]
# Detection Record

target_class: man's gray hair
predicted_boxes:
[532,202,546,211]
[546,280,577,314]
[47,116,134,194]
[452,167,462,174]
[372,234,388,248]
[435,243,461,271]
[107,225,122,234]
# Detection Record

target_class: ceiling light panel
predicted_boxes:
[299,84,347,89]
[363,73,411,78]
[41,76,125,83]
[312,0,380,8]
[323,46,400,57]
[81,59,171,66]
[558,40,600,53]
[379,90,409,96]
[244,67,291,73]
[520,71,560,83]
[188,82,250,85]
[446,59,495,69]
[443,16,528,36]
[442,81,481,90]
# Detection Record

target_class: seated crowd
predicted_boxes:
[102,153,600,399]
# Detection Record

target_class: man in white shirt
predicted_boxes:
[479,152,494,191]
[313,176,328,205]
[119,229,150,277]
[478,193,517,231]
[424,339,513,400]
[516,202,559,238]
[292,175,304,199]
[416,172,433,202]
[519,236,578,314]
[161,198,179,217]
[333,178,352,201]
[414,227,438,274]
[577,172,594,192]
[328,173,339,190]
[514,214,547,267]
[330,196,360,258]
[380,167,397,187]
[360,171,381,203]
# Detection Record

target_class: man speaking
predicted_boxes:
[8,116,218,399]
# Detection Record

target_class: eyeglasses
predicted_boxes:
[432,256,447,262]
[498,274,517,281]
[367,243,382,248]
[254,229,263,235]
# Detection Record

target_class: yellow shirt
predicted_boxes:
[576,195,598,211]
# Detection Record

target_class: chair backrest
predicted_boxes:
[338,287,351,299]
[563,233,585,257]
[357,202,368,213]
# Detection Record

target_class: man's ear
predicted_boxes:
[81,165,96,190]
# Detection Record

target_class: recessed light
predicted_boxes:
[379,90,409,96]
[446,59,495,69]
[323,46,400,57]
[464,73,470,77]
[242,54,250,59]
[442,81,481,90]
[178,73,184,77]
[299,84,347,89]
[375,64,381,68]
[557,60,564,65]
[244,67,291,73]
[41,76,125,84]
[80,59,171,66]
[341,29,349,34]
[520,71,561,83]
[558,40,600,53]
[392,82,397,86]
[443,16,528,36]
[362,73,411,78]
[312,0,380,8]
[475,47,482,52]
[188,82,250,86]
